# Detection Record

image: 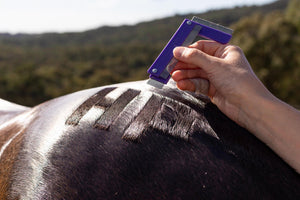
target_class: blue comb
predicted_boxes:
[147,16,233,84]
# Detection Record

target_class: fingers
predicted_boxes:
[191,78,210,95]
[176,78,209,95]
[172,69,208,81]
[172,40,231,96]
[189,40,225,57]
[171,61,199,72]
[173,46,220,73]
[176,79,195,91]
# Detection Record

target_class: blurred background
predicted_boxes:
[0,0,299,108]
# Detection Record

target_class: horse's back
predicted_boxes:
[0,99,29,124]
[0,80,299,199]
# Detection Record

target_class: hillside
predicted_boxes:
[0,0,288,47]
[0,0,295,106]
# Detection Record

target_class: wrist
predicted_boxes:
[237,83,276,132]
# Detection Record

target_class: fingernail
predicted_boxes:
[173,47,185,58]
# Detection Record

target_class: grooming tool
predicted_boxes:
[147,16,233,84]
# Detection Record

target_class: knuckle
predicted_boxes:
[229,45,243,53]
[185,48,200,58]
[194,40,203,46]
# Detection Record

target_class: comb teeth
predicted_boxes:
[191,16,233,35]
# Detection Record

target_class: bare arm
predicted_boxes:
[240,91,300,173]
[171,40,300,173]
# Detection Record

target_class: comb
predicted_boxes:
[147,16,233,84]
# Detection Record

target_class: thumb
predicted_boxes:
[173,47,220,73]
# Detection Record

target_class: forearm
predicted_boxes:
[239,92,300,173]
[172,42,300,172]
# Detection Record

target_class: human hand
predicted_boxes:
[171,40,300,173]
[171,40,272,126]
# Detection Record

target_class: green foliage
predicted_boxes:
[0,0,295,107]
[232,0,300,107]
[285,0,300,30]
[0,43,161,106]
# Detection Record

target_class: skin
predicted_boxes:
[171,40,300,173]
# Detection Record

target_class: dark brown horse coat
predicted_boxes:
[0,80,299,199]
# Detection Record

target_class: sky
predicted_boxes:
[0,0,275,34]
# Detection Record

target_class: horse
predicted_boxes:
[0,80,299,199]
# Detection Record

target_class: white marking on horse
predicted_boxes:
[104,87,129,102]
[79,106,106,125]
[111,91,154,133]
